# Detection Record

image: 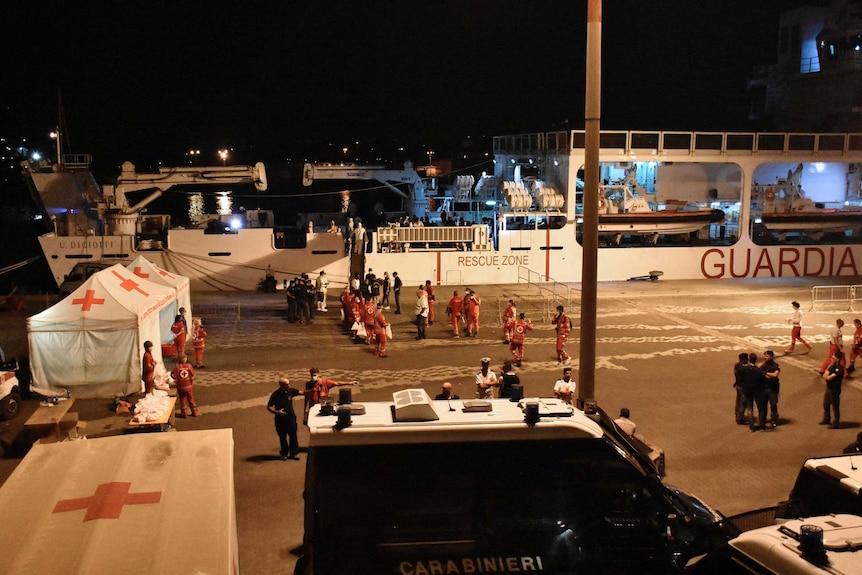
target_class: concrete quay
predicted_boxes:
[0,275,859,574]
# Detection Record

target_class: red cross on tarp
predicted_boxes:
[157,268,175,279]
[132,266,150,278]
[111,270,149,296]
[53,481,162,521]
[71,289,106,311]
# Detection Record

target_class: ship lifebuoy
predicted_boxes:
[598,197,608,210]
[764,189,776,201]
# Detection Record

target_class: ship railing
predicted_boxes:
[374,224,491,252]
[810,285,861,311]
[61,154,92,169]
[516,266,577,318]
[494,130,862,156]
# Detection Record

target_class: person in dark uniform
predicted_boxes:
[732,352,748,425]
[267,377,307,460]
[760,350,781,428]
[741,353,768,431]
[822,351,845,429]
[393,271,402,314]
[434,382,460,400]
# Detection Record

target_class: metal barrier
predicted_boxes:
[194,301,242,321]
[517,266,578,319]
[810,285,859,311]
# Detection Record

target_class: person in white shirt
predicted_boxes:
[614,408,636,437]
[820,318,845,375]
[475,357,499,399]
[553,367,576,405]
[785,300,813,354]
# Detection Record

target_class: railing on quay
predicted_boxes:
[810,285,861,311]
[516,266,578,320]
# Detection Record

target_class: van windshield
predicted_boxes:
[308,437,673,574]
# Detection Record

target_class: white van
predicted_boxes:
[777,455,862,520]
[295,391,736,575]
[689,514,862,574]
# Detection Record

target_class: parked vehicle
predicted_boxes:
[0,357,22,420]
[688,513,862,574]
[295,392,736,574]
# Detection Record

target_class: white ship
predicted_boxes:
[23,129,862,292]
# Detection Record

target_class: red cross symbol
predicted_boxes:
[111,270,149,296]
[132,266,150,278]
[157,268,176,279]
[72,289,106,311]
[53,482,162,522]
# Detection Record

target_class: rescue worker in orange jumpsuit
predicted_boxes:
[170,354,199,418]
[142,340,156,394]
[303,367,359,425]
[510,313,533,367]
[171,314,187,361]
[464,289,481,337]
[373,308,389,357]
[552,304,573,365]
[447,291,464,338]
[363,298,378,345]
[502,299,517,344]
[191,317,208,368]
[425,280,436,325]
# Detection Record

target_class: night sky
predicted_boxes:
[2,0,823,173]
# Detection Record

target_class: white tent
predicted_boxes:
[27,264,176,398]
[126,255,192,344]
[0,429,238,574]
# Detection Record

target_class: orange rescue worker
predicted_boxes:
[510,313,533,367]
[552,305,573,365]
[191,317,208,368]
[142,340,156,394]
[502,299,517,343]
[373,309,389,357]
[363,299,378,345]
[171,314,187,361]
[447,291,464,338]
[171,354,199,418]
[464,289,481,337]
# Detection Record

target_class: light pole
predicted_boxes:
[218,149,229,166]
[49,127,61,166]
[188,149,200,166]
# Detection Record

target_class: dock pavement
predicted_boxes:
[0,275,860,574]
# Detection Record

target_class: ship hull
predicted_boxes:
[40,229,350,292]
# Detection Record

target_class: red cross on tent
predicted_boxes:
[53,481,162,522]
[132,266,150,279]
[71,289,106,311]
[157,268,176,279]
[111,269,150,297]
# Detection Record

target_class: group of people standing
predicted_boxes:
[285,271,330,324]
[341,274,392,358]
[733,351,781,432]
[139,306,208,418]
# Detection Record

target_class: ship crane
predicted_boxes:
[302,161,428,218]
[112,161,268,214]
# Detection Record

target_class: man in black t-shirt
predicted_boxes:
[267,377,307,460]
[760,350,781,428]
